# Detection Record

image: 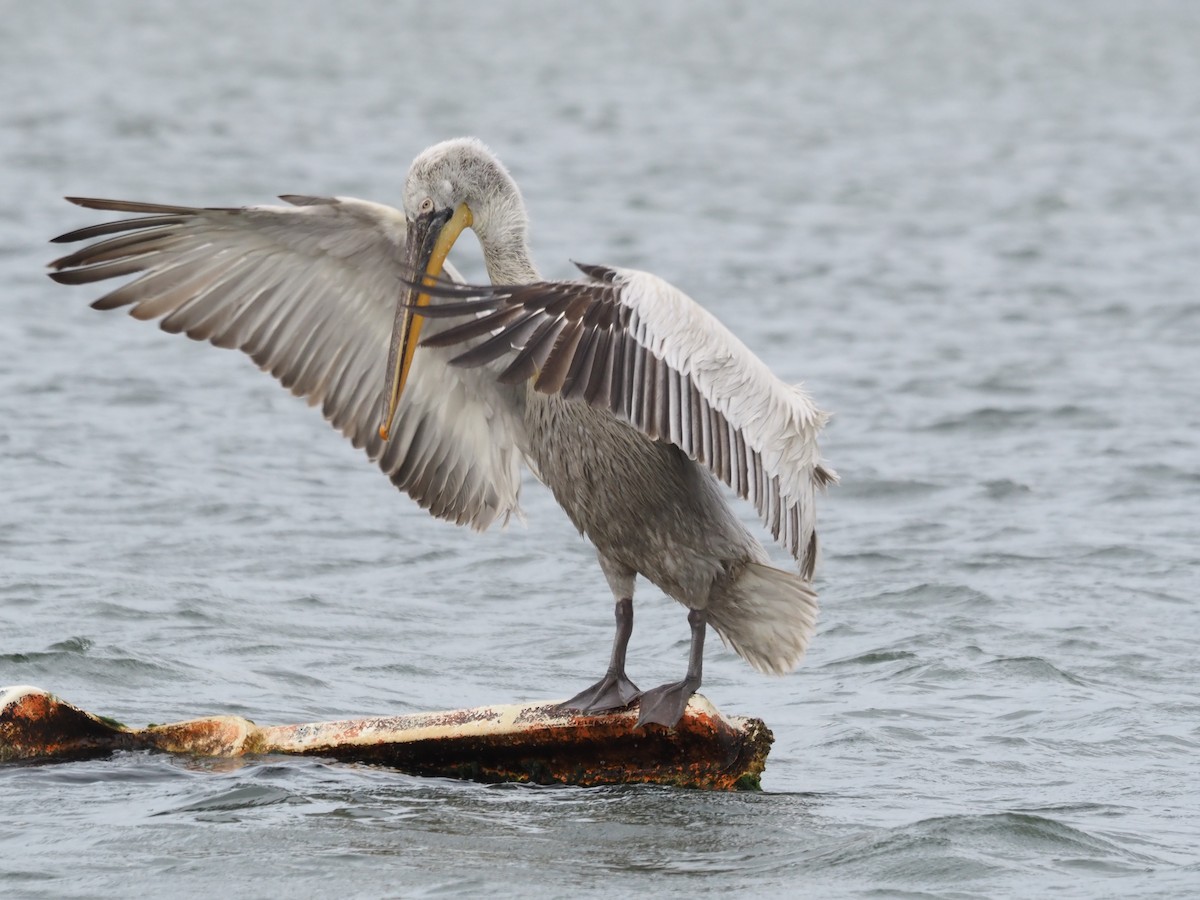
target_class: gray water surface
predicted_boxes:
[3,2,1199,897]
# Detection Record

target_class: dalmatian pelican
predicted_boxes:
[48,138,836,727]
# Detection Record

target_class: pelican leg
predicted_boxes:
[636,608,706,728]
[557,597,641,714]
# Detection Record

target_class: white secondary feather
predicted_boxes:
[614,267,830,478]
[49,197,525,530]
[613,267,834,569]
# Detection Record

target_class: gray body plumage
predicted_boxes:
[523,394,765,612]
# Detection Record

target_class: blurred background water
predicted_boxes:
[2,1,1198,897]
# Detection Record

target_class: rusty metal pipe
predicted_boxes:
[1,685,773,790]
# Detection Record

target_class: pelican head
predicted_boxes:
[379,138,530,441]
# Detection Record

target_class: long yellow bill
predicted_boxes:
[379,202,473,441]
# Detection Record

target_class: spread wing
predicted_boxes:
[48,196,525,529]
[415,263,837,577]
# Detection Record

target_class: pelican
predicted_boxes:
[48,138,836,727]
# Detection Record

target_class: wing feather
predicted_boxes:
[410,265,836,572]
[502,313,566,386]
[49,197,525,530]
[533,318,583,394]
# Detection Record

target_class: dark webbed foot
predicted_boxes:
[634,677,700,728]
[636,607,708,728]
[557,672,641,715]
[557,596,640,715]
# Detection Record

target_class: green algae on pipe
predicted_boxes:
[1,685,772,790]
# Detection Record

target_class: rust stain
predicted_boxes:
[142,716,260,757]
[0,687,133,762]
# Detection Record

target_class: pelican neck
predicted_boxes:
[482,239,541,285]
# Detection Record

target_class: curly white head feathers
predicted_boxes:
[402,138,531,272]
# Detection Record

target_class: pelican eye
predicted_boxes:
[419,197,434,214]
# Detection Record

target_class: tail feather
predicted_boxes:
[707,562,819,674]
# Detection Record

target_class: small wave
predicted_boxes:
[157,783,297,817]
[970,372,1036,396]
[806,811,1164,883]
[982,656,1088,687]
[870,583,996,608]
[820,648,919,670]
[0,640,187,684]
[826,551,905,565]
[1128,462,1200,484]
[835,478,943,500]
[890,659,976,686]
[930,812,1164,865]
[959,550,1050,570]
[252,667,330,691]
[46,636,94,654]
[925,404,1116,432]
[1077,545,1158,563]
[982,478,1033,499]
